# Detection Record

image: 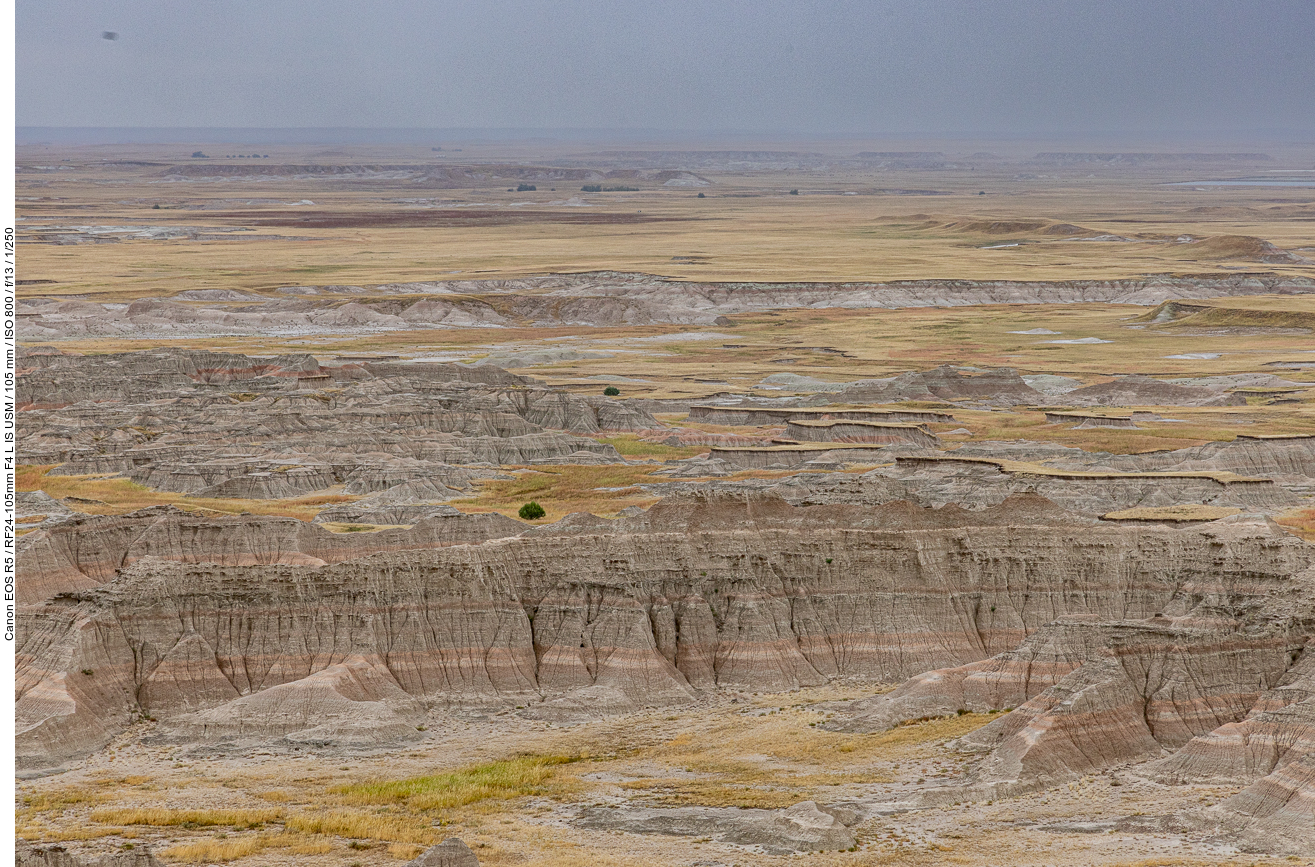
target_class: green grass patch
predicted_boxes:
[333,755,579,811]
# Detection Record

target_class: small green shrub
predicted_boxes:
[518,502,546,520]
[516,183,536,191]
[603,385,621,396]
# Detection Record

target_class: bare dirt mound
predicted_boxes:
[942,218,1049,234]
[1058,374,1245,407]
[1175,235,1308,264]
[1142,300,1315,332]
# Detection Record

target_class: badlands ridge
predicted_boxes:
[16,337,1315,858]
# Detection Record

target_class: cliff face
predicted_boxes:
[810,509,1315,851]
[17,495,1312,771]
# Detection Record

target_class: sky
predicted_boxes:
[16,0,1315,137]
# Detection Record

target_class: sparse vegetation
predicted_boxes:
[90,807,282,828]
[16,466,359,521]
[284,810,438,845]
[334,755,579,811]
[452,465,666,521]
[17,142,1315,867]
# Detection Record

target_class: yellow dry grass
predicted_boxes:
[160,836,268,864]
[20,786,110,812]
[1103,505,1243,521]
[387,842,427,860]
[617,778,809,810]
[284,809,438,845]
[16,144,1315,298]
[1278,506,1315,541]
[452,464,664,521]
[593,435,707,459]
[639,708,993,778]
[17,825,125,843]
[16,466,357,520]
[160,831,337,863]
[89,807,282,828]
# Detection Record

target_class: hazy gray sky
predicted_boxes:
[17,0,1315,135]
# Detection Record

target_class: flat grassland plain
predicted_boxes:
[15,139,1315,866]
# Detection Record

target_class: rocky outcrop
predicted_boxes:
[405,839,480,867]
[22,274,1315,338]
[825,365,1043,406]
[783,419,939,447]
[707,444,889,469]
[686,406,955,426]
[1154,643,1315,787]
[574,801,858,854]
[822,515,1315,825]
[18,350,643,511]
[757,455,1299,517]
[1044,411,1138,428]
[158,655,429,747]
[16,843,163,867]
[1058,375,1246,408]
[16,494,1312,768]
[1224,750,1315,855]
[16,491,75,527]
[17,506,526,604]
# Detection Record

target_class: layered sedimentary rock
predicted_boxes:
[17,506,525,604]
[686,406,955,426]
[20,273,1315,338]
[830,365,1044,406]
[18,349,649,507]
[17,493,1313,771]
[816,509,1315,851]
[698,454,1301,517]
[782,419,939,447]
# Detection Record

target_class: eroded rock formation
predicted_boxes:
[17,494,1313,778]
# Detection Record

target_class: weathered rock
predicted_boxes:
[405,838,479,867]
[783,419,939,447]
[17,506,527,604]
[17,494,1312,768]
[574,800,856,853]
[826,524,1315,795]
[1058,374,1247,407]
[157,655,428,747]
[16,491,75,527]
[1224,750,1315,855]
[16,842,163,867]
[832,365,1044,406]
[21,274,1314,339]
